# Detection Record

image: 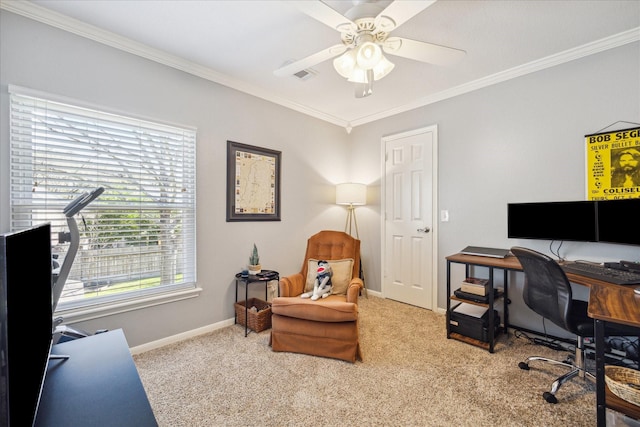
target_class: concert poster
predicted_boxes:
[585,127,640,200]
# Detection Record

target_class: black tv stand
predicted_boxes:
[35,329,157,426]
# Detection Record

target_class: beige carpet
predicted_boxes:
[133,296,596,426]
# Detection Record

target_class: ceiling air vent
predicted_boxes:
[294,69,313,80]
[281,60,317,81]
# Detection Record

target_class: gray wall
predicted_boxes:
[0,11,352,347]
[1,10,639,345]
[350,41,640,338]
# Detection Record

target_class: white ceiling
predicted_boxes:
[4,0,640,131]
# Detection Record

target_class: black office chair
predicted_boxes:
[511,246,596,404]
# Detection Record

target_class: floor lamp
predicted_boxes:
[336,182,367,297]
[336,183,366,238]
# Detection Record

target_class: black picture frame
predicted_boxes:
[226,141,281,222]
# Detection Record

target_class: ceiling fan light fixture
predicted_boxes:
[333,50,357,78]
[347,65,368,84]
[372,55,395,80]
[278,1,465,99]
[356,41,382,70]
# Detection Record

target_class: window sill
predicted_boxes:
[54,287,203,324]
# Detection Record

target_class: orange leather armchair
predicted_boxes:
[269,230,364,362]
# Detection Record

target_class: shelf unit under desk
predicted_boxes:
[446,253,520,353]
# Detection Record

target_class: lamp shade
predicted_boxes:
[333,50,357,79]
[372,56,395,80]
[356,42,382,70]
[336,183,367,206]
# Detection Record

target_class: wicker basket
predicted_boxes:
[605,366,640,407]
[234,298,272,332]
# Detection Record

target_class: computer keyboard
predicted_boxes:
[561,262,640,285]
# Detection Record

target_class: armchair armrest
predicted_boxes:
[279,273,305,297]
[346,278,363,303]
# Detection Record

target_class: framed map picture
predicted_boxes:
[226,141,281,221]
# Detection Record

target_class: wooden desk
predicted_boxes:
[446,251,626,288]
[588,283,640,426]
[447,252,640,425]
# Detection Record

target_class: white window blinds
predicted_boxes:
[9,87,197,310]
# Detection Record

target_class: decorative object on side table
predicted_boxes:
[248,243,261,275]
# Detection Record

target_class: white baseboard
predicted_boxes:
[365,289,382,298]
[129,317,235,355]
[367,289,446,315]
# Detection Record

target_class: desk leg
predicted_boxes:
[503,269,509,336]
[488,268,495,353]
[245,280,249,337]
[446,261,451,339]
[595,318,606,427]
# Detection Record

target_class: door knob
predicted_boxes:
[417,227,430,233]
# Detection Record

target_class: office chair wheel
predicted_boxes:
[518,362,530,370]
[542,392,558,404]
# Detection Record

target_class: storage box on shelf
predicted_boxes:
[450,303,501,343]
[454,287,503,304]
[460,277,490,296]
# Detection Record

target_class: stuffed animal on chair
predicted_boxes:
[300,260,333,301]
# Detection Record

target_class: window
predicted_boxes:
[9,86,197,318]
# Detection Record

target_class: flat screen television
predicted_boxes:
[0,223,53,426]
[507,201,598,242]
[597,198,640,245]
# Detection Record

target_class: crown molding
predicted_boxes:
[350,27,640,128]
[3,1,638,132]
[0,0,349,128]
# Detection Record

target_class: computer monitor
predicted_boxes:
[596,198,640,245]
[0,223,53,426]
[507,201,598,242]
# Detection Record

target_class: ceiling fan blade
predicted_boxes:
[274,44,348,77]
[375,0,437,33]
[383,37,465,66]
[289,1,357,33]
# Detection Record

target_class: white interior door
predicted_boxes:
[382,126,437,310]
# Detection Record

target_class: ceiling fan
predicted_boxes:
[274,0,466,98]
